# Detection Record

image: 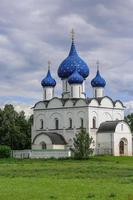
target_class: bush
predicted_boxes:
[0,145,11,158]
[73,128,93,159]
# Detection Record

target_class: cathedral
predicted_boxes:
[31,31,132,157]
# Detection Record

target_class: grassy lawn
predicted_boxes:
[0,156,133,200]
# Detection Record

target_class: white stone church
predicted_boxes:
[31,32,132,156]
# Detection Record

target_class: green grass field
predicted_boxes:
[0,156,133,200]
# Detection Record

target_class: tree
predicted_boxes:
[73,128,93,159]
[0,104,32,150]
[125,113,133,132]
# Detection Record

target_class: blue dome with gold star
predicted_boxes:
[91,69,106,88]
[41,69,56,87]
[58,38,89,79]
[68,68,84,84]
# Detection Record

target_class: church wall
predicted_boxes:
[32,98,125,154]
[113,121,132,156]
[53,145,65,150]
[96,132,113,155]
[113,132,132,156]
[32,105,89,146]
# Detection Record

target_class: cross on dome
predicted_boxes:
[58,30,89,79]
[48,61,51,70]
[71,28,75,41]
[91,61,106,88]
[96,60,100,71]
[41,61,56,87]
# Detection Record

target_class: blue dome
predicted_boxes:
[91,70,106,87]
[41,69,56,87]
[68,68,84,84]
[58,40,89,79]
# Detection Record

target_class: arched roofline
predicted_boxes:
[97,96,114,106]
[46,97,63,108]
[63,99,74,107]
[32,132,67,145]
[116,120,131,132]
[32,101,48,109]
[114,100,125,108]
[74,98,87,106]
[87,98,99,105]
[97,120,131,133]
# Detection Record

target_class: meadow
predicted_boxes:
[0,156,133,200]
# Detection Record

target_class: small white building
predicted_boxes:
[31,33,132,156]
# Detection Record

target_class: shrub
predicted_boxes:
[0,145,11,158]
[73,128,93,159]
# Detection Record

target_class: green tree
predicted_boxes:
[125,113,133,132]
[73,128,93,159]
[0,104,32,150]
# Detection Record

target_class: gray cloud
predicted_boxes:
[0,0,133,113]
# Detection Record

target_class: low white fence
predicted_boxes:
[95,148,113,155]
[12,150,31,159]
[12,150,71,159]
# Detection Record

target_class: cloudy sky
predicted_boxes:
[0,0,133,115]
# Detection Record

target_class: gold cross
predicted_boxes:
[96,60,100,71]
[71,28,75,41]
[48,61,51,70]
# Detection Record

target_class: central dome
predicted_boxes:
[58,40,89,79]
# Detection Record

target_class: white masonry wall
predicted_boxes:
[32,96,125,152]
[43,87,54,100]
[113,122,132,156]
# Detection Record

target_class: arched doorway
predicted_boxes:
[119,138,128,155]
[40,142,46,150]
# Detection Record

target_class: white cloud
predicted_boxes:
[0,0,132,107]
[124,101,133,115]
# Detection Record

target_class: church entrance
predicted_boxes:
[40,142,46,150]
[119,138,128,156]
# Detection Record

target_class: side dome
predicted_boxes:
[41,69,56,87]
[68,68,84,84]
[58,40,89,79]
[91,70,106,88]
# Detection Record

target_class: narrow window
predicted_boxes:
[121,124,123,131]
[80,118,84,128]
[55,118,59,130]
[92,117,96,128]
[40,119,43,129]
[71,86,73,97]
[79,86,80,97]
[45,89,46,99]
[66,81,67,91]
[95,90,97,97]
[69,118,72,129]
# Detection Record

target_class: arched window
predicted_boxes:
[40,119,43,129]
[80,118,84,128]
[69,118,72,129]
[40,142,46,150]
[92,117,96,129]
[55,118,59,130]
